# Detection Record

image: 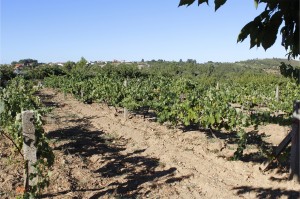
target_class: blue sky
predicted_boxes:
[0,0,289,64]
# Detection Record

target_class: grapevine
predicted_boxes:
[0,77,54,197]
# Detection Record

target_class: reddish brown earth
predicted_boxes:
[1,88,299,198]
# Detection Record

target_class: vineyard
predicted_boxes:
[44,62,300,159]
[0,59,300,198]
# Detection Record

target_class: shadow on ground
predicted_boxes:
[36,92,62,108]
[42,124,185,198]
[179,125,291,178]
[233,186,299,199]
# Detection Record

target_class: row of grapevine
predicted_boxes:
[44,70,300,159]
[0,77,54,198]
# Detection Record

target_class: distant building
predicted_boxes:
[55,62,64,66]
[14,64,24,69]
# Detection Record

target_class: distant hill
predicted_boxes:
[142,58,299,79]
[234,58,299,73]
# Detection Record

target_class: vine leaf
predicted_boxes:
[215,0,227,11]
[237,21,255,43]
[178,0,196,6]
[0,101,4,114]
[198,0,209,5]
[178,0,208,6]
[262,12,283,50]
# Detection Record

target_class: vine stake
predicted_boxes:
[22,110,37,190]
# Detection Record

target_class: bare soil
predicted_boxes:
[1,88,299,198]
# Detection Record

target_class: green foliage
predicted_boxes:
[101,63,145,78]
[11,59,40,68]
[72,57,88,73]
[214,0,227,11]
[23,65,66,80]
[0,65,16,86]
[232,129,247,160]
[0,77,54,197]
[44,60,300,159]
[279,62,300,83]
[63,61,76,71]
[179,0,299,59]
[178,0,208,7]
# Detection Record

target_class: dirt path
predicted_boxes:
[1,88,299,198]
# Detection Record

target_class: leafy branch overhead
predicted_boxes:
[178,0,299,59]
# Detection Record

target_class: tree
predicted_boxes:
[208,64,215,76]
[63,61,76,71]
[74,57,88,70]
[18,59,38,67]
[179,0,299,59]
[187,59,197,64]
[11,61,18,66]
[70,57,89,74]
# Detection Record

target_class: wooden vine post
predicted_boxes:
[22,110,37,190]
[291,100,300,182]
[262,101,300,184]
[81,88,84,99]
